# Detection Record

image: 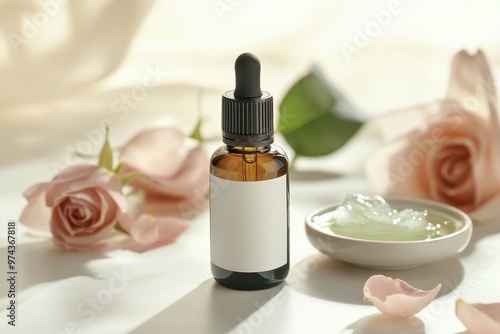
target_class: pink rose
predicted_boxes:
[20,165,128,251]
[366,50,500,222]
[119,127,209,218]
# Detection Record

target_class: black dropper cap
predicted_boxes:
[222,53,273,147]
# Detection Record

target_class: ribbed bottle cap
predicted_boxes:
[221,53,274,147]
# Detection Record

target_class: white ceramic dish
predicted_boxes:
[305,198,473,270]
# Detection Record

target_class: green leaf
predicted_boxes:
[278,69,364,157]
[120,171,155,186]
[97,125,114,171]
[113,162,123,174]
[190,118,204,142]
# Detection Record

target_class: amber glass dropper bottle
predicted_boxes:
[209,53,290,290]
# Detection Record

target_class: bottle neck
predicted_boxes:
[227,145,270,154]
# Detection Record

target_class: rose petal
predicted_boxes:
[363,275,442,318]
[371,105,433,143]
[456,299,500,334]
[365,135,429,198]
[469,193,500,223]
[55,203,76,236]
[487,98,500,186]
[52,164,100,183]
[20,190,52,232]
[446,50,496,121]
[46,166,123,208]
[129,214,160,244]
[153,145,208,198]
[428,139,475,208]
[117,128,208,220]
[155,216,190,245]
[51,212,115,251]
[67,192,100,221]
[138,185,207,219]
[119,128,190,179]
[23,181,50,201]
[123,144,208,199]
[125,213,189,245]
[90,190,112,231]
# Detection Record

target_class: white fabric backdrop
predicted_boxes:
[1,0,500,170]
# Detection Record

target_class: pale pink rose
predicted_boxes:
[456,299,500,334]
[363,275,442,318]
[119,127,209,218]
[366,50,500,222]
[20,165,128,251]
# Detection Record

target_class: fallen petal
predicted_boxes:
[456,299,500,334]
[126,213,190,246]
[363,275,441,318]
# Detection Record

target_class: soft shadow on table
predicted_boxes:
[1,240,109,296]
[459,220,500,258]
[344,313,472,334]
[343,313,425,334]
[130,279,284,334]
[112,235,185,253]
[288,253,464,305]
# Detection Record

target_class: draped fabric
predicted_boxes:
[1,0,499,167]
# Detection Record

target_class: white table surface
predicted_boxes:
[2,1,500,332]
[1,135,500,334]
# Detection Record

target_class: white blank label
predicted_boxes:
[210,174,288,272]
